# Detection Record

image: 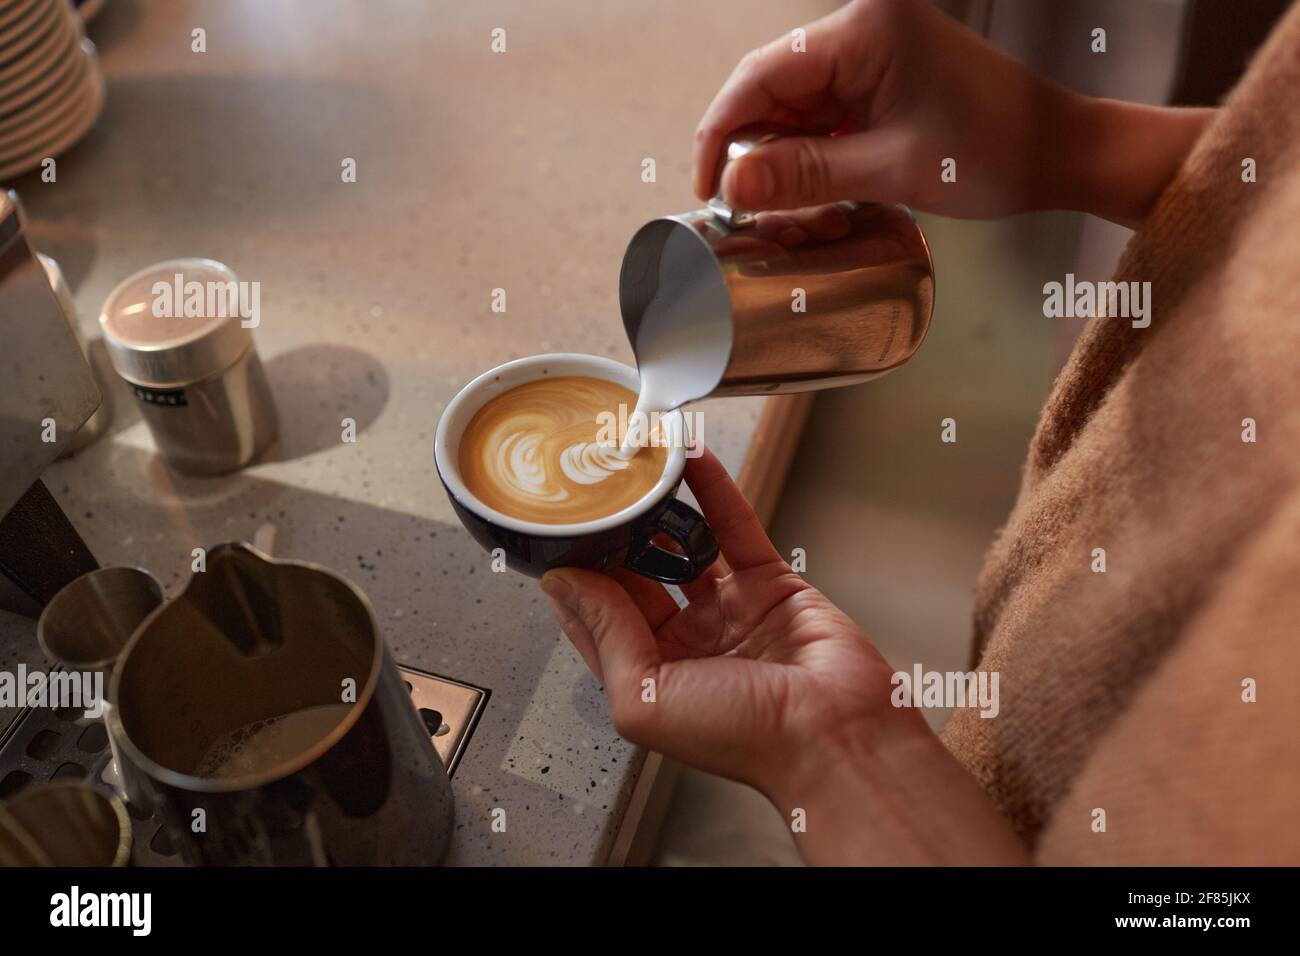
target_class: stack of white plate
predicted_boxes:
[0,0,105,181]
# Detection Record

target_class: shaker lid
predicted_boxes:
[99,258,254,387]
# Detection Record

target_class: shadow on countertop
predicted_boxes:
[261,343,389,464]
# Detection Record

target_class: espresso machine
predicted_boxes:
[0,190,101,617]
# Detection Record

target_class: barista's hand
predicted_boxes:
[541,447,895,789]
[539,447,1030,865]
[693,0,1213,227]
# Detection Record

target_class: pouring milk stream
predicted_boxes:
[461,126,936,510]
[613,127,936,460]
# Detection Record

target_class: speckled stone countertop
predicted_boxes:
[0,0,836,863]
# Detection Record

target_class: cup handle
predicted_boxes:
[624,498,720,584]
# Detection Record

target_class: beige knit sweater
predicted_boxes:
[941,4,1300,864]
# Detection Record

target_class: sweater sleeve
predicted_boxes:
[1034,486,1300,865]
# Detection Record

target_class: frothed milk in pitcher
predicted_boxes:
[194,703,354,779]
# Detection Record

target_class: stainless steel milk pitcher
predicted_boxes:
[108,543,454,865]
[619,127,934,406]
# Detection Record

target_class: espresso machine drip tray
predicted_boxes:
[399,666,488,773]
[0,665,488,866]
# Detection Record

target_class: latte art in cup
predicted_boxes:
[458,376,668,524]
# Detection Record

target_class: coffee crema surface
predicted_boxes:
[458,376,667,524]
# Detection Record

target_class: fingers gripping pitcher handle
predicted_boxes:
[624,499,719,584]
[706,125,784,228]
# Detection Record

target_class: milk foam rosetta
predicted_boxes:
[458,376,668,524]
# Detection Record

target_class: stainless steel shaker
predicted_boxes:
[619,128,935,408]
[98,258,278,474]
[107,543,454,866]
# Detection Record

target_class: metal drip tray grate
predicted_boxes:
[399,666,487,774]
[0,665,487,866]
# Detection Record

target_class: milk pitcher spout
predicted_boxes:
[619,127,935,410]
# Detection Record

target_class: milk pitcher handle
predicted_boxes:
[705,125,786,228]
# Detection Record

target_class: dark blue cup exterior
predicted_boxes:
[435,354,720,584]
[438,472,718,583]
